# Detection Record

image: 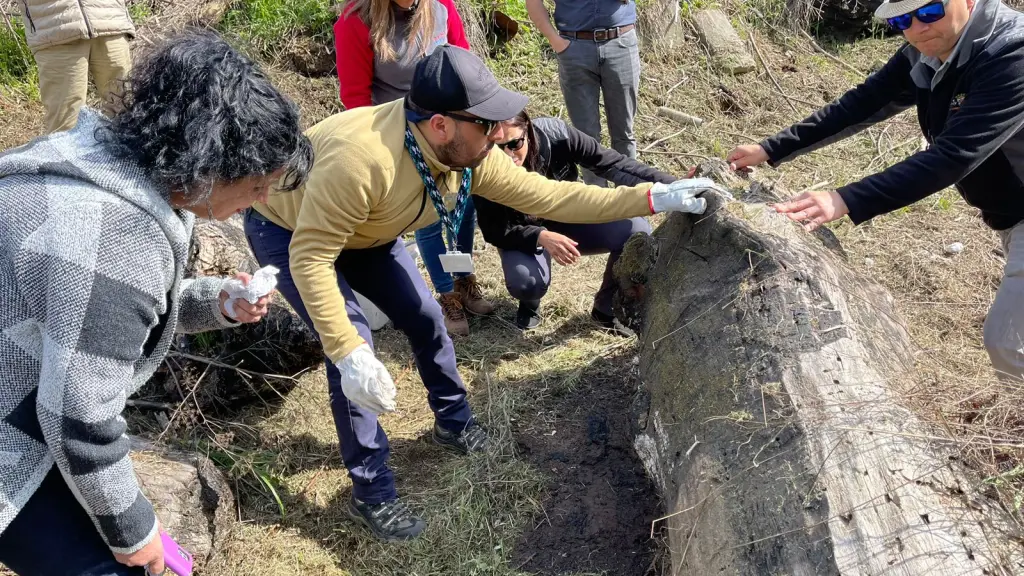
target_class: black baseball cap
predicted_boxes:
[408,45,528,121]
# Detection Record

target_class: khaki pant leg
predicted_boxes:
[983,222,1024,382]
[33,39,90,133]
[88,34,132,115]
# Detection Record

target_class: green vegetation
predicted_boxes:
[128,0,153,23]
[221,0,337,57]
[0,16,38,98]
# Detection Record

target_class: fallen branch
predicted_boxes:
[126,399,175,411]
[641,127,688,152]
[748,32,798,114]
[800,29,866,78]
[168,351,301,382]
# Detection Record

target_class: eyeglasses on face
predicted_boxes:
[497,136,526,151]
[886,1,947,31]
[443,112,498,135]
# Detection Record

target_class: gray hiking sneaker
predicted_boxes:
[432,420,489,455]
[347,496,426,542]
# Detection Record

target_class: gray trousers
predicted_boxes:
[985,222,1024,381]
[500,217,651,315]
[556,29,641,187]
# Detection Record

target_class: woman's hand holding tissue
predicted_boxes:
[218,266,279,323]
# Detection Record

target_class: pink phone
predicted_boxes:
[145,531,194,576]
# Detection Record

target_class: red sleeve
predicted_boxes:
[439,0,470,50]
[334,9,374,109]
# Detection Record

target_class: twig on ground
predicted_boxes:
[169,350,301,381]
[126,399,174,411]
[800,29,865,78]
[641,128,689,152]
[748,32,798,114]
[639,150,712,161]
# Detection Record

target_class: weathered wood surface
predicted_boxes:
[130,438,235,566]
[637,0,686,55]
[691,9,756,75]
[613,161,1024,575]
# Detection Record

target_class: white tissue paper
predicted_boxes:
[221,265,279,319]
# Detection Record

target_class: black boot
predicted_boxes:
[515,299,542,330]
[591,309,635,338]
[347,496,426,542]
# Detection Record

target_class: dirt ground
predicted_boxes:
[512,354,660,575]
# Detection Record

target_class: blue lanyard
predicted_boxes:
[404,126,473,251]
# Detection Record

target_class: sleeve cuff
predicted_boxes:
[836,185,870,225]
[105,495,159,555]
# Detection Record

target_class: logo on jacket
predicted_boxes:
[949,93,966,113]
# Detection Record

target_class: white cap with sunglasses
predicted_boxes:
[875,0,950,29]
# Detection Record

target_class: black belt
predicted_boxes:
[559,24,634,42]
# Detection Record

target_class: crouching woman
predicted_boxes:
[474,111,676,333]
[0,31,312,576]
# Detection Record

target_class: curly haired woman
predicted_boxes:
[0,30,312,575]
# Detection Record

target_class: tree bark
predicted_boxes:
[691,9,756,75]
[130,438,235,567]
[637,0,686,56]
[613,161,1024,575]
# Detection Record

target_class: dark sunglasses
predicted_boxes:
[886,1,947,31]
[443,112,497,135]
[497,137,526,151]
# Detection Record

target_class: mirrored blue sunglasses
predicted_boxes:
[886,1,947,31]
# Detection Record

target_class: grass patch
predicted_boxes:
[220,0,336,59]
[0,15,38,98]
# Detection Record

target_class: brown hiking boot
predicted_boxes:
[438,292,469,336]
[454,274,495,316]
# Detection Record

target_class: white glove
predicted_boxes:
[220,265,279,319]
[335,344,397,414]
[648,178,729,215]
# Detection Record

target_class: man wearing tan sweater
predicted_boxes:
[243,45,723,541]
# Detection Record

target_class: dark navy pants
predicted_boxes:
[244,210,472,504]
[500,217,651,315]
[0,468,144,576]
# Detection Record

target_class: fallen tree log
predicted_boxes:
[130,438,235,568]
[637,0,686,56]
[691,9,756,75]
[613,161,1024,575]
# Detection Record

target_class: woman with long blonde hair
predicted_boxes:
[334,0,495,340]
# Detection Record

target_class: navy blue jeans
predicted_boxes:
[414,198,477,294]
[244,210,473,504]
[500,217,651,315]
[0,468,145,576]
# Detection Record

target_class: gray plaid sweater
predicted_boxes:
[0,110,235,554]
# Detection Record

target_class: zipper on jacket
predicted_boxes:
[76,0,95,38]
[20,0,36,33]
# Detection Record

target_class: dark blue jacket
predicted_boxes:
[761,0,1024,230]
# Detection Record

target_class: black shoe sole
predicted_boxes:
[346,500,425,542]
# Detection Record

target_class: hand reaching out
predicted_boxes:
[772,190,849,231]
[538,231,580,266]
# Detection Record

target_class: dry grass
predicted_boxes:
[2,0,1023,572]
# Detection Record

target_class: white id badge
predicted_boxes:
[438,251,475,274]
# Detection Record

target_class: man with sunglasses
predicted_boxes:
[727,0,1024,382]
[243,44,725,541]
